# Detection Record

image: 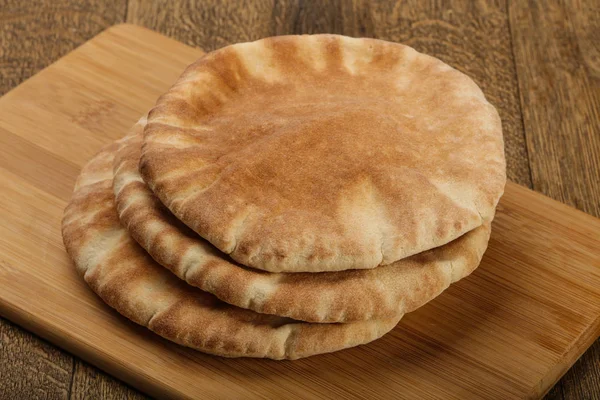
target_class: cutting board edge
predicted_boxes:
[533,313,600,399]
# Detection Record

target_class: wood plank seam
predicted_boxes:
[68,358,76,400]
[505,0,535,190]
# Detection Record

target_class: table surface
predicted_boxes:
[0,1,598,399]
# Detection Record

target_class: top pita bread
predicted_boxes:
[141,34,505,273]
[116,117,491,323]
[62,142,401,359]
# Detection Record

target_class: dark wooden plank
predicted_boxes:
[545,383,565,400]
[0,318,71,400]
[126,0,277,51]
[0,0,127,95]
[0,1,129,399]
[509,0,600,216]
[509,1,600,399]
[560,341,600,400]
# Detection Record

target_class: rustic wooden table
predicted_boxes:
[0,1,598,399]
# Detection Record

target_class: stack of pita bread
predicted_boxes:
[62,35,505,359]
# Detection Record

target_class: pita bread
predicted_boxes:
[116,118,491,323]
[140,34,505,273]
[62,142,401,359]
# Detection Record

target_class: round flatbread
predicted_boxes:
[62,142,401,359]
[141,34,505,273]
[117,118,491,323]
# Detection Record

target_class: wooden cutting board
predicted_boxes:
[0,24,599,400]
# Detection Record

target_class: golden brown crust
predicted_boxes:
[63,141,401,359]
[140,34,505,272]
[117,119,491,323]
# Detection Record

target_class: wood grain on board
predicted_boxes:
[0,1,598,399]
[0,0,127,96]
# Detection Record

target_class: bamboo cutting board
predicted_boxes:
[0,24,599,400]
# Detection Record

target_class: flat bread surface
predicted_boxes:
[62,141,401,359]
[118,118,492,323]
[141,34,505,273]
